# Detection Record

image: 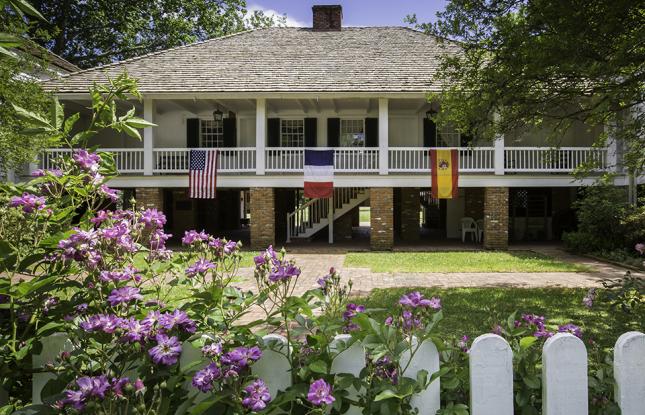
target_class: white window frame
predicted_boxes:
[280,119,305,147]
[199,118,224,148]
[340,118,365,147]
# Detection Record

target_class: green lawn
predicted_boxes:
[344,251,591,273]
[359,206,370,224]
[359,287,643,349]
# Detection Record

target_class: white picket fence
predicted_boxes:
[33,331,645,415]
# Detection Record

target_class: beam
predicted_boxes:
[297,99,310,114]
[210,99,234,113]
[310,98,320,113]
[171,100,199,114]
[415,102,432,114]
[331,99,339,114]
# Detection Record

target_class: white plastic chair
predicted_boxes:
[476,219,484,243]
[460,217,477,243]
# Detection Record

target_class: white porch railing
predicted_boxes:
[266,147,380,173]
[389,147,495,173]
[40,146,608,175]
[152,148,256,174]
[504,147,608,172]
[41,148,145,174]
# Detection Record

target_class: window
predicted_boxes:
[200,119,223,148]
[340,119,365,147]
[280,119,305,147]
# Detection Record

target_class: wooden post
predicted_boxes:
[542,333,588,415]
[469,334,513,415]
[614,331,645,415]
[256,98,266,175]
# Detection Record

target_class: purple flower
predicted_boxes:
[221,346,262,368]
[90,210,110,225]
[79,314,122,334]
[99,266,142,283]
[149,334,182,365]
[61,389,85,411]
[582,288,596,308]
[192,363,221,393]
[458,335,469,352]
[254,254,266,266]
[268,263,301,282]
[492,324,503,335]
[99,185,120,202]
[342,303,365,321]
[107,286,143,307]
[558,323,583,339]
[149,229,172,250]
[31,168,63,177]
[111,377,130,397]
[140,209,166,228]
[242,379,272,412]
[223,240,238,254]
[384,316,394,326]
[307,379,335,406]
[202,342,223,357]
[158,310,196,333]
[182,230,210,245]
[73,149,101,172]
[399,291,441,309]
[185,258,216,278]
[134,379,145,392]
[120,317,152,343]
[402,310,423,331]
[9,192,47,214]
[43,296,59,313]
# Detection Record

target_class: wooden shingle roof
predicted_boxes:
[42,27,460,94]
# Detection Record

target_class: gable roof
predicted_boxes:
[42,27,460,94]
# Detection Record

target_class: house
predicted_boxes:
[40,5,625,250]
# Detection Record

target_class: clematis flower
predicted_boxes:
[242,379,272,411]
[148,334,182,365]
[107,286,143,306]
[192,363,221,393]
[307,379,335,406]
[182,230,210,245]
[185,258,216,278]
[158,310,196,333]
[635,243,645,255]
[9,192,47,214]
[399,291,441,309]
[268,263,301,282]
[221,346,262,368]
[558,323,583,338]
[73,149,101,172]
[140,208,166,228]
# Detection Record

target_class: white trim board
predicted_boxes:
[107,174,627,188]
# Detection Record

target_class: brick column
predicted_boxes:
[136,188,164,210]
[464,188,484,219]
[400,188,420,242]
[370,187,394,250]
[483,187,509,250]
[250,187,275,250]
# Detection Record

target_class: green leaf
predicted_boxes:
[308,359,328,374]
[12,104,52,129]
[374,389,407,402]
[8,0,46,20]
[519,336,538,350]
[126,117,156,129]
[49,98,64,129]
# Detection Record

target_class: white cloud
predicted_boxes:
[247,4,308,27]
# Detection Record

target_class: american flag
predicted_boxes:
[189,149,218,199]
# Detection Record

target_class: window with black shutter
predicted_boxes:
[327,118,340,147]
[267,118,280,147]
[365,118,379,147]
[186,118,200,148]
[304,118,317,147]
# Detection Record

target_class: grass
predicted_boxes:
[359,206,370,224]
[344,251,591,273]
[359,287,643,349]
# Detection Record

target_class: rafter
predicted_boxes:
[298,99,310,114]
[366,98,374,114]
[331,99,339,114]
[310,98,320,113]
[171,100,199,114]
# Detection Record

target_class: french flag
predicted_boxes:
[304,149,334,199]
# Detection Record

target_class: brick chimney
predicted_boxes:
[312,5,342,31]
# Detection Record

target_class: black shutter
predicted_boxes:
[267,118,280,147]
[423,118,437,147]
[304,118,317,147]
[327,118,340,147]
[223,117,236,147]
[365,118,379,147]
[460,133,473,147]
[187,118,199,148]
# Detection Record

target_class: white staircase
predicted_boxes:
[286,187,369,242]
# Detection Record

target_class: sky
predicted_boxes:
[248,0,447,28]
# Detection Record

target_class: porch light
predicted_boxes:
[212,108,224,122]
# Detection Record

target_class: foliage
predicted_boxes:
[563,185,645,253]
[599,273,644,314]
[344,251,590,273]
[15,0,286,68]
[407,0,645,174]
[0,0,45,57]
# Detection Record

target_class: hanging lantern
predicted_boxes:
[212,108,223,122]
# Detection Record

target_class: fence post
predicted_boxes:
[469,334,513,415]
[32,333,71,404]
[614,331,645,415]
[542,333,588,415]
[330,334,365,415]
[253,334,292,398]
[401,338,440,415]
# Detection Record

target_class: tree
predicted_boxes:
[23,0,286,68]
[407,0,645,175]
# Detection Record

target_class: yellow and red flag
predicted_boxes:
[430,149,459,199]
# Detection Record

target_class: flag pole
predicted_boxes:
[328,195,334,244]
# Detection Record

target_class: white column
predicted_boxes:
[256,98,266,175]
[378,98,389,175]
[605,122,617,172]
[143,98,155,176]
[494,133,505,175]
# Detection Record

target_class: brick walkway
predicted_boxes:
[235,247,642,296]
